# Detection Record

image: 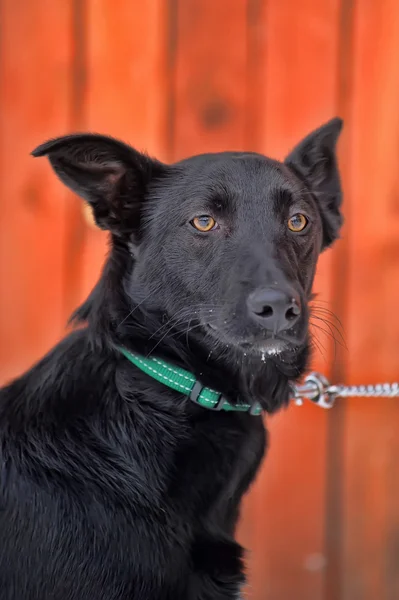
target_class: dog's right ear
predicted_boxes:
[284,118,343,249]
[32,134,165,237]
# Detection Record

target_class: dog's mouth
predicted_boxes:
[205,322,303,357]
[240,338,288,355]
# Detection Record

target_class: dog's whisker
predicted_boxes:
[147,312,212,356]
[310,313,346,342]
[148,309,194,340]
[310,305,345,328]
[311,312,345,334]
[310,336,328,363]
[310,315,347,348]
[185,318,193,349]
[148,304,225,341]
[117,284,165,328]
[156,312,223,345]
[310,321,347,358]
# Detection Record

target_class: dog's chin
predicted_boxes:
[205,322,304,359]
[241,338,288,356]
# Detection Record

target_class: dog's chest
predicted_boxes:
[225,416,266,497]
[184,411,266,529]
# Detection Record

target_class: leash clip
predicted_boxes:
[294,372,338,409]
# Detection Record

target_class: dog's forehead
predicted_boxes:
[173,152,297,202]
[178,151,281,179]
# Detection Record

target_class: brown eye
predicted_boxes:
[287,213,308,232]
[191,215,218,232]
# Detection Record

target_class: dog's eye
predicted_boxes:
[191,216,218,232]
[287,213,308,232]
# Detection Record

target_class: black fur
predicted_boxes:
[0,118,343,599]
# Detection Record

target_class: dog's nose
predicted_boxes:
[246,287,301,332]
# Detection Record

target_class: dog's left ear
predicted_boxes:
[32,133,166,238]
[285,117,343,249]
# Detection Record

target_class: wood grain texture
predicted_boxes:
[171,0,249,159]
[0,0,73,383]
[341,1,399,598]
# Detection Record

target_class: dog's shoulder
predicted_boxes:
[0,329,114,427]
[0,329,185,505]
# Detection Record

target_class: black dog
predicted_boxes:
[0,118,343,599]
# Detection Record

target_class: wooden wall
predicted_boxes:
[0,1,398,598]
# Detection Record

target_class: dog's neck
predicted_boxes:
[71,250,310,413]
[74,299,309,414]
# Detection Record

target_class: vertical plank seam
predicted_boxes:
[71,0,87,131]
[62,0,88,320]
[325,1,356,598]
[245,0,267,153]
[166,0,178,162]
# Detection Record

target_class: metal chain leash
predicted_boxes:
[293,372,399,409]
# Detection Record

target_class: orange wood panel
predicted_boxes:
[171,0,249,160]
[248,2,343,599]
[3,3,399,597]
[77,0,170,305]
[0,0,73,383]
[341,1,399,598]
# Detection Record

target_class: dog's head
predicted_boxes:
[33,118,343,411]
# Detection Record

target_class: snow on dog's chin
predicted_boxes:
[253,339,288,360]
[264,345,284,356]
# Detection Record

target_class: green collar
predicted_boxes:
[118,347,262,416]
